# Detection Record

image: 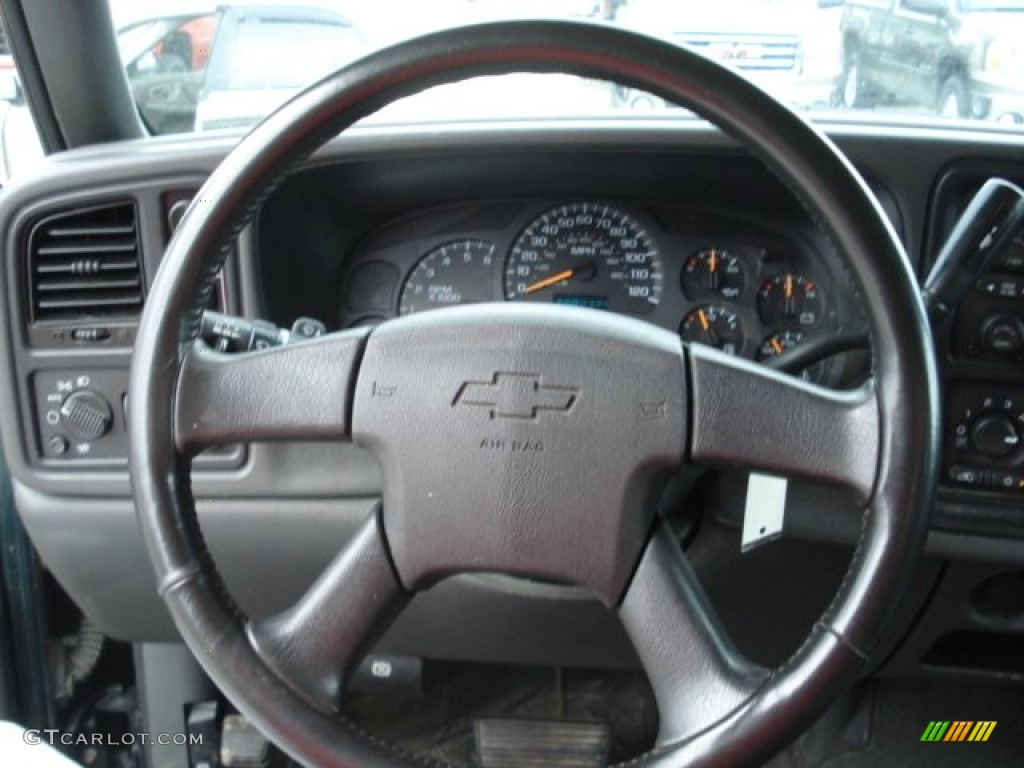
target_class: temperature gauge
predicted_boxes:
[758,273,823,327]
[681,248,744,300]
[680,306,744,355]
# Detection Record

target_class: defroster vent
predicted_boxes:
[28,201,143,321]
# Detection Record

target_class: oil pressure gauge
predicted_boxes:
[681,248,744,300]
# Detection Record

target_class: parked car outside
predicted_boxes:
[0,2,378,181]
[193,4,369,131]
[612,0,844,111]
[118,8,222,134]
[839,0,1024,122]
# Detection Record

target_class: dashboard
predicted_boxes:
[0,121,1022,682]
[336,198,853,385]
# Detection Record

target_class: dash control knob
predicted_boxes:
[59,390,113,442]
[969,414,1020,458]
[981,313,1024,355]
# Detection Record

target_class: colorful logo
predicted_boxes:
[921,721,997,742]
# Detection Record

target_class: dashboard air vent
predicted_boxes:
[28,201,143,321]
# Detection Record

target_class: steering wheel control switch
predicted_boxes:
[200,310,326,352]
[200,311,286,353]
[923,178,1024,326]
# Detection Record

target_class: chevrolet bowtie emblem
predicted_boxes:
[454,373,579,420]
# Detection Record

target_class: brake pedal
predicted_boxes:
[475,718,610,768]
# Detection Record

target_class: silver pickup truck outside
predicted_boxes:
[839,0,1024,122]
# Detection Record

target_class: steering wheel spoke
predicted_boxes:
[620,524,768,747]
[174,329,370,454]
[687,344,879,502]
[247,508,408,713]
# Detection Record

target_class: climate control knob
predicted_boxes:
[59,390,113,442]
[969,414,1020,458]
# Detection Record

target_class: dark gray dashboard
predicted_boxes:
[1,120,1022,680]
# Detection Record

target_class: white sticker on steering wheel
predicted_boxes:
[742,473,787,552]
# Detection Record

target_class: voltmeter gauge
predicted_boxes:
[680,305,744,355]
[681,248,744,300]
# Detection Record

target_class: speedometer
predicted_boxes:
[504,203,662,315]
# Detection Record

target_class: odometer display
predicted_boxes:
[504,203,662,315]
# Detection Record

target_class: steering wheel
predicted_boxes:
[129,20,938,767]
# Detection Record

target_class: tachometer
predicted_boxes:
[399,240,496,315]
[504,203,662,314]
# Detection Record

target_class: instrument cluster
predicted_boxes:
[337,200,848,383]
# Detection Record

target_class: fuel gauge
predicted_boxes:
[680,305,744,355]
[681,248,745,300]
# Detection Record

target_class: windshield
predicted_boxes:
[960,0,1024,10]
[88,0,1024,133]
[12,0,1024,137]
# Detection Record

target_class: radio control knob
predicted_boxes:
[969,414,1020,458]
[59,390,113,442]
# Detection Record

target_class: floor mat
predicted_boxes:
[340,663,1022,767]
[772,679,1024,768]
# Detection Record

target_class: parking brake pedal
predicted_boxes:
[475,718,610,768]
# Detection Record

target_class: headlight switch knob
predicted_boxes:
[60,390,114,442]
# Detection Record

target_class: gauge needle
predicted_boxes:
[524,268,575,294]
[785,274,793,299]
[770,337,784,355]
[698,309,710,331]
[707,250,720,291]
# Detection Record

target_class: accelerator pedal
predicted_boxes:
[475,718,610,768]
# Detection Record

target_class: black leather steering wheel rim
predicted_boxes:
[129,20,939,768]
